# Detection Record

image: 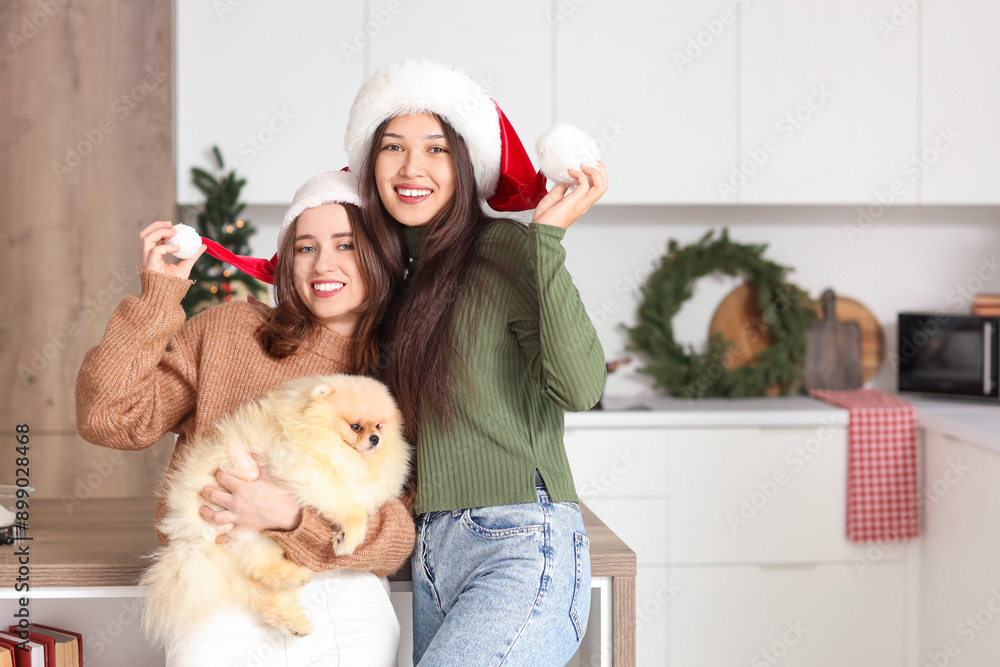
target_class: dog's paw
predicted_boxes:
[331,528,346,552]
[288,618,314,637]
[332,529,362,556]
[261,600,313,637]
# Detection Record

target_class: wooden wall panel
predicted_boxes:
[0,0,174,495]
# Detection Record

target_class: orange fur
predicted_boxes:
[140,374,410,646]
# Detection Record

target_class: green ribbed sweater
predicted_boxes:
[404,221,607,515]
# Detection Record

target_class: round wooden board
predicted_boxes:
[708,284,885,383]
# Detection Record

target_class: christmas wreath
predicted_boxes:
[624,229,817,399]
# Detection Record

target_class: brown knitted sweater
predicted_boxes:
[75,268,415,576]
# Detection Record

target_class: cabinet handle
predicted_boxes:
[757,562,820,570]
[984,321,993,396]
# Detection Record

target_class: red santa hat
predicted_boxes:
[344,60,599,212]
[198,170,361,284]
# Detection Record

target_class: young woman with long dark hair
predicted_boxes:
[345,61,609,665]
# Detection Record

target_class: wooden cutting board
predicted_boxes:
[708,284,885,383]
[804,289,862,391]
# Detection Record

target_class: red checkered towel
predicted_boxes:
[809,388,919,542]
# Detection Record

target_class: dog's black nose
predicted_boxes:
[369,434,380,447]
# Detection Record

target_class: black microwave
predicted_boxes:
[897,313,998,399]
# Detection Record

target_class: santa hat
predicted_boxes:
[345,60,599,212]
[196,170,362,285]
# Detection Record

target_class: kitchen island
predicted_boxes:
[0,497,635,667]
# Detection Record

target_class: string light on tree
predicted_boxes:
[181,146,268,317]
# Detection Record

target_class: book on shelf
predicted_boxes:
[0,633,42,667]
[0,644,13,667]
[1,624,82,667]
[24,626,81,667]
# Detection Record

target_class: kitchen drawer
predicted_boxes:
[668,426,907,564]
[565,428,670,500]
[668,563,907,667]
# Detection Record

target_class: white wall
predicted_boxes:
[231,202,1000,398]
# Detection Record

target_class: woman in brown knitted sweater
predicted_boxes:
[75,172,413,666]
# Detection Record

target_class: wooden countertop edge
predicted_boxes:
[1,498,636,588]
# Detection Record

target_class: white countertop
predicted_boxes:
[905,397,1000,454]
[575,394,1000,453]
[566,395,849,428]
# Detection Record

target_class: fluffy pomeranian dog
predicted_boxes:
[139,373,410,647]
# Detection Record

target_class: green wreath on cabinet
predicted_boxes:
[624,229,817,399]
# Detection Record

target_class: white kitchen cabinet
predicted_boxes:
[367,0,553,182]
[175,0,366,204]
[668,563,907,666]
[739,0,919,203]
[565,409,912,666]
[921,0,1000,203]
[669,426,907,564]
[554,0,737,204]
[920,428,1000,665]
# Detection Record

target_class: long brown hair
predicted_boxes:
[360,115,497,441]
[254,203,392,375]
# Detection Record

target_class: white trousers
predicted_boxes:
[165,570,400,667]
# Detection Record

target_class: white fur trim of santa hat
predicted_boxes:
[345,60,502,197]
[278,171,362,248]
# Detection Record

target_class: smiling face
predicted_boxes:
[374,113,457,227]
[291,204,366,336]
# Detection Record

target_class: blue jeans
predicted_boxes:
[412,485,591,666]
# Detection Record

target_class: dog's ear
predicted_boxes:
[228,440,261,481]
[311,382,335,400]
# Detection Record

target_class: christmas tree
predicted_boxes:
[182,146,268,318]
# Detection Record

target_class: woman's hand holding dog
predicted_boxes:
[200,454,303,543]
[141,221,206,280]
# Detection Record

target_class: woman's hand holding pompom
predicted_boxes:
[531,161,609,230]
[140,220,206,280]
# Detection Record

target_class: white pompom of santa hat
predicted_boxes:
[536,125,602,185]
[345,60,601,211]
[169,223,202,259]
